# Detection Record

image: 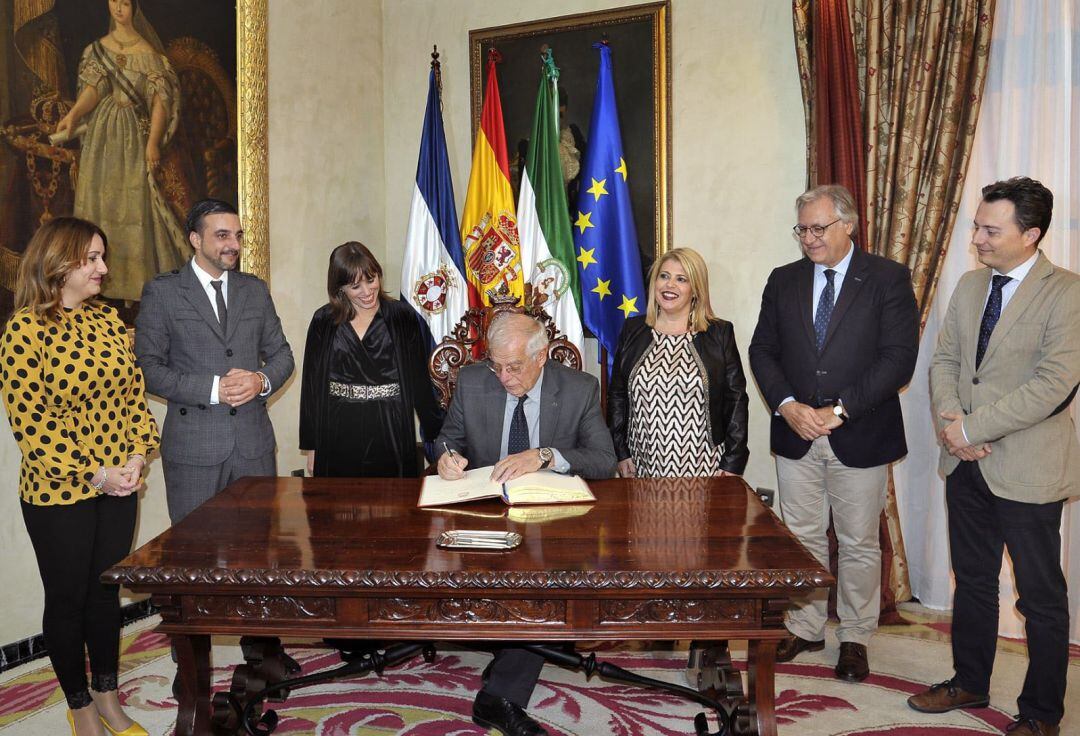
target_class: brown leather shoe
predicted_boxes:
[834,642,869,682]
[775,632,825,663]
[907,678,989,713]
[1004,716,1059,736]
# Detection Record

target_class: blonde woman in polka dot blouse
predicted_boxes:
[0,217,159,736]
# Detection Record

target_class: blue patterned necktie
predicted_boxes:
[507,395,530,455]
[976,275,1012,368]
[814,269,836,352]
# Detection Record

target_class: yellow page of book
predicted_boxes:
[503,471,595,505]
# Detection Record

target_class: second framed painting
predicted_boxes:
[469,1,672,276]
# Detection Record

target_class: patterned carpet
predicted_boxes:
[1,607,1077,735]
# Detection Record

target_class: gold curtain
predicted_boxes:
[854,0,995,319]
[792,0,995,609]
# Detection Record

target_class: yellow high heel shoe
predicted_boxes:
[99,715,149,736]
[65,710,76,736]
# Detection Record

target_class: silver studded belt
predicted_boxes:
[328,381,401,401]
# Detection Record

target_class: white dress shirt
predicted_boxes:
[779,241,856,411]
[498,368,571,473]
[190,259,229,404]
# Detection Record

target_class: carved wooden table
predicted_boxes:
[104,475,830,736]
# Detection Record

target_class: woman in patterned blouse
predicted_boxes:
[608,247,750,478]
[0,217,159,736]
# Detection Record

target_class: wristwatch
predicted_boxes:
[832,401,848,422]
[538,447,554,468]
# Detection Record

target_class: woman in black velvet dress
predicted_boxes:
[299,242,443,477]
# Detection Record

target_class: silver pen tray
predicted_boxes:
[436,530,522,551]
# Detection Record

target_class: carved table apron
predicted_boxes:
[104,475,831,736]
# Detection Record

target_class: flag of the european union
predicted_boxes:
[573,42,645,368]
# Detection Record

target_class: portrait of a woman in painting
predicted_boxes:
[54,0,189,303]
[1,0,241,321]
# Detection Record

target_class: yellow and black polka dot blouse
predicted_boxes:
[0,303,160,506]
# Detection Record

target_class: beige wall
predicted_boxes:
[0,0,803,645]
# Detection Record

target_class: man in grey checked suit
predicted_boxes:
[136,199,294,524]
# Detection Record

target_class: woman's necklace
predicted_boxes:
[111,32,140,49]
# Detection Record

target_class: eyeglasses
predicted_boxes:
[486,359,527,376]
[792,219,841,239]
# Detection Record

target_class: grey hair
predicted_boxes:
[487,313,549,355]
[796,184,859,229]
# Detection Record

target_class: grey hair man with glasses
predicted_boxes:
[434,311,615,736]
[749,184,919,683]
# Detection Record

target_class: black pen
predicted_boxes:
[442,441,461,463]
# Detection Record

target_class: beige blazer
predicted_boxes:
[929,251,1080,503]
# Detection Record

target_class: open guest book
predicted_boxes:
[418,467,595,508]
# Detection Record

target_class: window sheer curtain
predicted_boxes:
[896,0,1080,641]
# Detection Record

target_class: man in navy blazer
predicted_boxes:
[749,184,919,681]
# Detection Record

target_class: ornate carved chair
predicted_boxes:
[428,293,582,410]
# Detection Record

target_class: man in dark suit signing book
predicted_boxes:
[436,312,616,736]
[749,184,919,682]
[135,198,294,524]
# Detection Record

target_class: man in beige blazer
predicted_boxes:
[910,177,1079,736]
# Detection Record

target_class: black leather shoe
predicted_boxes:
[835,642,869,682]
[775,631,825,663]
[472,691,548,736]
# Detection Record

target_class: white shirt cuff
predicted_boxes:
[775,396,795,416]
[960,420,970,446]
[210,375,221,404]
[552,449,571,474]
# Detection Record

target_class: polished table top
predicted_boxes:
[107,475,829,593]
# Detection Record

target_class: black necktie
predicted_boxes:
[814,268,836,352]
[976,274,1012,368]
[507,395,530,455]
[211,280,227,333]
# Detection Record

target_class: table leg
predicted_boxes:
[744,639,778,736]
[173,634,212,736]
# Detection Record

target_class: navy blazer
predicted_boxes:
[748,247,919,467]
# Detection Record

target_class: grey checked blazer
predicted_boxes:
[135,262,294,466]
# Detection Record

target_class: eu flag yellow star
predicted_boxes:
[617,294,638,318]
[615,157,628,181]
[575,211,595,234]
[592,277,612,301]
[577,247,597,269]
[586,178,608,201]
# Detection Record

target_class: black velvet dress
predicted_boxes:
[320,314,406,477]
[299,299,444,479]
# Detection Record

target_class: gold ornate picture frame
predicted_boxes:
[0,0,268,322]
[469,1,672,268]
[236,0,269,282]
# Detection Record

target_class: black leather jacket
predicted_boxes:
[608,316,750,474]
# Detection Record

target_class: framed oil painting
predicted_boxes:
[469,1,671,275]
[0,0,268,324]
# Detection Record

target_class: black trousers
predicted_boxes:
[946,460,1068,725]
[21,494,138,709]
[480,648,546,707]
